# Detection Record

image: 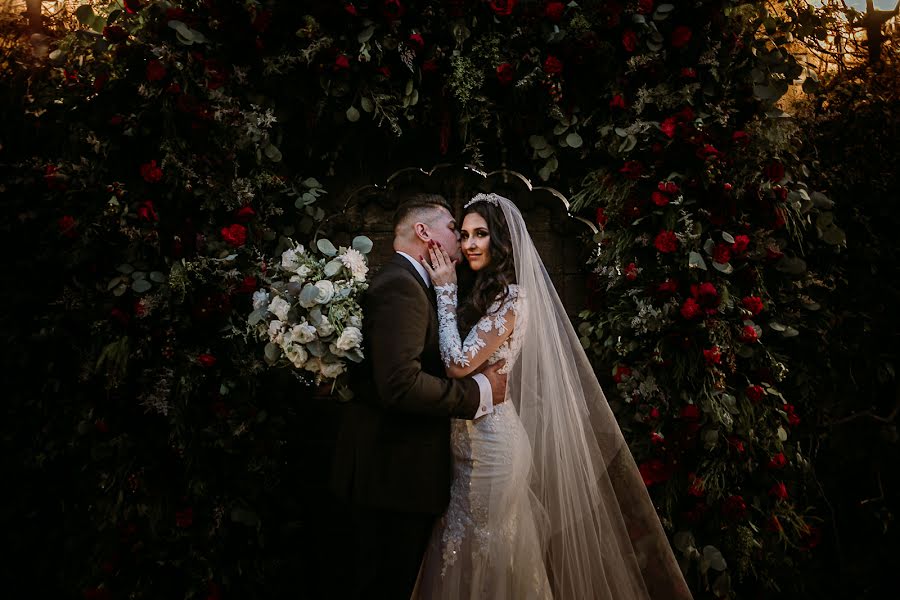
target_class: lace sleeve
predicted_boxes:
[435,283,519,377]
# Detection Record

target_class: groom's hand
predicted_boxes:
[482,361,508,406]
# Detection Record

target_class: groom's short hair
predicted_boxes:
[392,193,452,236]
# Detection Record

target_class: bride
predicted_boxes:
[414,193,692,599]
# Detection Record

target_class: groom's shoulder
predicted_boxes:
[369,259,418,291]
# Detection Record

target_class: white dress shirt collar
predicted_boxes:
[396,251,431,288]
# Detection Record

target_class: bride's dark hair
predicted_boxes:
[457,200,517,335]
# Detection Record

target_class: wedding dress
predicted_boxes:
[414,194,692,600]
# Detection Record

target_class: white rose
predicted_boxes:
[291,322,318,344]
[252,289,270,311]
[316,319,335,337]
[267,296,291,321]
[281,245,305,272]
[284,343,308,369]
[304,356,322,374]
[313,280,335,304]
[267,319,285,344]
[349,315,362,328]
[319,360,346,379]
[334,326,363,351]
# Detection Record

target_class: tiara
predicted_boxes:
[464,193,505,209]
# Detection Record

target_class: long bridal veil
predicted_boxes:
[483,193,692,599]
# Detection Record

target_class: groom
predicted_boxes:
[331,193,507,598]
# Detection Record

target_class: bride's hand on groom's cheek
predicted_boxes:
[420,240,457,286]
[482,361,508,406]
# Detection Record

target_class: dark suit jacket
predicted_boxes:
[331,253,481,515]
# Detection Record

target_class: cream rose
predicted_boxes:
[334,326,363,351]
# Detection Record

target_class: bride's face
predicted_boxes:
[461,212,491,271]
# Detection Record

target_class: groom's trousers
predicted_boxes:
[351,505,435,599]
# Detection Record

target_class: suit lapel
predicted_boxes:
[389,253,437,310]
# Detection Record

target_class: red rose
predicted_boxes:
[124,0,143,13]
[595,207,608,228]
[732,130,750,145]
[768,453,787,469]
[620,160,644,179]
[732,234,750,254]
[175,507,194,528]
[741,296,764,315]
[712,243,731,264]
[102,25,128,43]
[697,144,721,160]
[381,0,406,19]
[769,482,789,500]
[624,262,638,281]
[784,404,800,427]
[649,407,661,420]
[344,3,358,16]
[197,354,217,367]
[766,515,783,532]
[221,223,248,247]
[639,458,673,486]
[235,205,256,222]
[407,33,425,51]
[727,435,745,453]
[658,181,679,194]
[722,495,748,520]
[681,404,701,420]
[653,230,678,253]
[421,60,439,75]
[650,431,665,446]
[765,160,785,182]
[622,29,638,52]
[691,282,719,311]
[703,346,721,365]
[237,275,257,294]
[657,278,679,294]
[613,364,632,383]
[637,0,654,14]
[680,298,702,320]
[146,59,167,82]
[334,54,351,71]
[543,55,563,75]
[94,418,109,433]
[140,160,163,183]
[496,62,515,85]
[660,116,677,138]
[609,94,626,110]
[680,67,697,78]
[677,106,695,121]
[378,66,392,78]
[746,384,765,403]
[58,215,77,239]
[651,191,670,207]
[687,472,705,497]
[544,1,565,21]
[671,25,693,48]
[739,325,759,343]
[489,0,517,16]
[137,200,158,222]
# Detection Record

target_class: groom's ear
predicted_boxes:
[413,221,430,242]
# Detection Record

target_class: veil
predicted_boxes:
[474,193,692,599]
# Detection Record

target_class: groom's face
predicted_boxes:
[428,207,462,262]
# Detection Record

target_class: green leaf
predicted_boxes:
[248,309,267,327]
[360,97,374,113]
[358,24,376,43]
[264,143,283,162]
[689,251,708,270]
[131,279,152,293]
[529,135,548,150]
[722,232,735,244]
[117,263,135,274]
[149,271,166,283]
[352,235,374,254]
[264,342,281,363]
[75,5,95,26]
[346,106,360,122]
[712,261,733,274]
[299,284,319,307]
[324,259,343,277]
[317,238,337,256]
[566,132,583,148]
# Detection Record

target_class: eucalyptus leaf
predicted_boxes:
[777,425,788,441]
[713,261,733,274]
[299,284,320,308]
[722,232,735,244]
[656,3,675,13]
[703,238,716,255]
[131,271,146,280]
[782,326,799,338]
[564,132,583,148]
[117,263,135,274]
[75,5,95,26]
[264,342,281,363]
[703,546,728,571]
[769,321,787,332]
[317,238,338,256]
[264,143,283,162]
[529,135,548,150]
[346,106,360,122]
[131,279,152,293]
[107,277,122,291]
[302,177,322,188]
[307,340,326,357]
[689,251,708,270]
[248,308,267,327]
[149,271,166,283]
[358,24,376,43]
[352,235,374,254]
[360,97,374,113]
[324,259,343,277]
[113,283,128,297]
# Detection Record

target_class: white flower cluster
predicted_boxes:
[249,237,372,387]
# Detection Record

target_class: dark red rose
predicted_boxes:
[146,59,167,82]
[723,495,748,520]
[768,453,787,469]
[545,1,565,21]
[680,67,697,78]
[609,94,626,109]
[624,262,638,281]
[613,364,632,383]
[407,33,424,51]
[784,404,800,426]
[712,243,731,264]
[93,72,109,92]
[620,160,644,179]
[166,7,188,21]
[377,65,392,78]
[649,431,665,446]
[732,234,750,254]
[235,205,255,222]
[344,3,358,16]
[769,482,788,500]
[221,223,248,247]
[649,407,661,420]
[651,191,670,207]
[660,116,677,138]
[165,81,181,94]
[381,0,406,19]
[197,354,217,367]
[58,215,77,239]
[687,472,705,497]
[622,29,638,52]
[137,200,158,222]
[102,25,128,43]
[110,307,130,326]
[727,435,745,453]
[739,325,759,343]
[766,515,783,532]
[677,106,695,121]
[175,507,193,528]
[237,275,257,294]
[681,404,701,420]
[671,25,693,48]
[741,296,764,315]
[691,281,719,310]
[703,346,721,365]
[697,144,721,160]
[732,130,750,145]
[659,181,679,194]
[765,160,785,182]
[496,62,515,85]
[543,55,563,74]
[639,458,673,486]
[638,0,654,13]
[657,278,678,294]
[595,207,608,228]
[94,418,109,433]
[124,0,143,13]
[680,298,702,320]
[653,230,678,253]
[746,384,765,403]
[140,160,163,183]
[489,0,517,16]
[334,54,351,71]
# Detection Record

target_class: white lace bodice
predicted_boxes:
[434,283,527,375]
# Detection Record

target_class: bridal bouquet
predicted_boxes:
[248,236,372,397]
